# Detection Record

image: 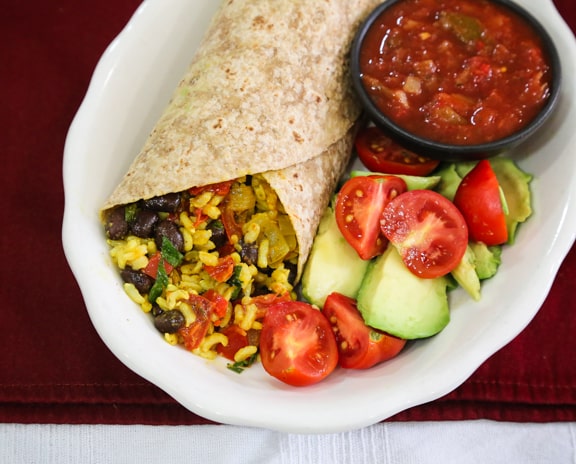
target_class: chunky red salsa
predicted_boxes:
[359,0,552,145]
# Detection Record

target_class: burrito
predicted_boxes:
[102,0,379,363]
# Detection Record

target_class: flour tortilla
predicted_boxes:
[102,0,380,279]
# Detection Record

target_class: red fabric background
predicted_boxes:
[1,0,575,426]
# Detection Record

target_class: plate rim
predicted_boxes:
[62,0,576,433]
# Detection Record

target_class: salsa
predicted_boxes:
[359,0,552,145]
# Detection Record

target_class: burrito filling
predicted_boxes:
[103,174,298,368]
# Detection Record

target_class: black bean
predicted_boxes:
[239,240,259,266]
[154,219,184,252]
[154,310,185,334]
[120,268,154,294]
[142,193,181,213]
[151,305,163,317]
[104,207,128,240]
[130,209,158,238]
[207,220,227,249]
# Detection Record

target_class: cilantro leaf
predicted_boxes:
[226,352,258,374]
[148,260,169,303]
[161,236,183,267]
[226,265,243,299]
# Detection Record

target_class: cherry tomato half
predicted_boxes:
[453,160,508,246]
[355,126,440,176]
[260,301,338,387]
[381,190,468,278]
[335,175,407,260]
[321,293,406,369]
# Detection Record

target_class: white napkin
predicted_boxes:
[2,421,574,464]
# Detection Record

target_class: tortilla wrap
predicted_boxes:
[102,0,381,279]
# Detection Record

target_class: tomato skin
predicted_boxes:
[335,175,407,260]
[142,252,174,279]
[381,189,468,278]
[260,301,338,387]
[178,294,213,351]
[216,325,249,361]
[204,255,235,283]
[322,293,406,369]
[203,289,229,326]
[220,198,243,243]
[453,160,508,246]
[355,127,439,176]
[189,180,233,197]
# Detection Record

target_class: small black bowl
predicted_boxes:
[350,0,562,161]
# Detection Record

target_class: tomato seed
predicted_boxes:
[369,141,385,153]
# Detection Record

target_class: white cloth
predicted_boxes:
[1,421,575,463]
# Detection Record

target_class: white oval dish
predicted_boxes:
[63,0,576,433]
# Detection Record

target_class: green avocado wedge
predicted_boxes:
[470,242,502,280]
[451,244,481,301]
[357,245,450,339]
[301,203,369,308]
[350,170,441,191]
[490,158,532,244]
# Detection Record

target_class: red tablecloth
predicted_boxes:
[1,0,575,425]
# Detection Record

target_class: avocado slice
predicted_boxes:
[470,242,502,280]
[489,157,532,244]
[350,170,441,191]
[301,203,369,308]
[451,242,503,299]
[451,244,481,301]
[357,246,450,339]
[454,161,477,178]
[433,162,463,201]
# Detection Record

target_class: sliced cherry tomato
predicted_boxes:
[453,160,508,246]
[215,325,249,361]
[248,292,293,318]
[322,293,406,369]
[335,175,407,260]
[142,252,174,279]
[178,294,213,351]
[204,255,236,283]
[260,301,338,387]
[355,126,439,176]
[381,189,468,278]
